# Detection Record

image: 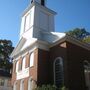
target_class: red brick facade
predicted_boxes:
[12,41,90,90]
[49,41,90,90]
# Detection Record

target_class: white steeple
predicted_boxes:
[11,1,66,58]
[20,0,56,40]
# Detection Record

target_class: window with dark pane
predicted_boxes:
[54,57,64,88]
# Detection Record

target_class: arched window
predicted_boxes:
[54,57,64,88]
[30,52,34,67]
[16,61,19,73]
[20,80,24,90]
[83,60,90,89]
[22,57,26,70]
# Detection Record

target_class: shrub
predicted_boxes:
[34,85,68,90]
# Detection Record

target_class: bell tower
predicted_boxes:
[20,0,56,40]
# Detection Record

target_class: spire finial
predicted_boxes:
[41,0,45,6]
[31,0,45,6]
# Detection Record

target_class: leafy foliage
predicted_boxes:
[83,36,90,43]
[0,40,14,72]
[34,85,67,90]
[66,28,90,42]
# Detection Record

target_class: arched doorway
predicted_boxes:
[54,57,64,88]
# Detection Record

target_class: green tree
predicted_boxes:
[83,36,90,43]
[0,39,14,72]
[66,28,90,41]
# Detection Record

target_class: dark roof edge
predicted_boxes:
[50,35,90,50]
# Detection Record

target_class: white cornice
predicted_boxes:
[12,40,50,60]
[12,35,90,60]
[11,37,26,57]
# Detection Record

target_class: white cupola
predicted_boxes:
[20,0,56,40]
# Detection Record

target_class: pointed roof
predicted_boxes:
[11,31,90,59]
[51,34,90,50]
[11,37,37,58]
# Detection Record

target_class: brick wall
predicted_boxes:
[66,41,90,90]
[37,49,49,85]
[49,41,90,90]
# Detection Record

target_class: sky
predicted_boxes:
[0,0,90,46]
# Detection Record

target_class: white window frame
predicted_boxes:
[16,61,19,73]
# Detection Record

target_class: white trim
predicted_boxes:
[13,52,28,61]
[16,60,19,73]
[16,68,29,80]
[30,52,34,67]
[29,48,35,54]
[11,37,26,57]
[12,35,90,60]
[12,39,50,59]
[22,57,26,70]
[13,56,20,62]
[22,52,28,58]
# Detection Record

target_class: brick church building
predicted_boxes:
[11,0,90,90]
